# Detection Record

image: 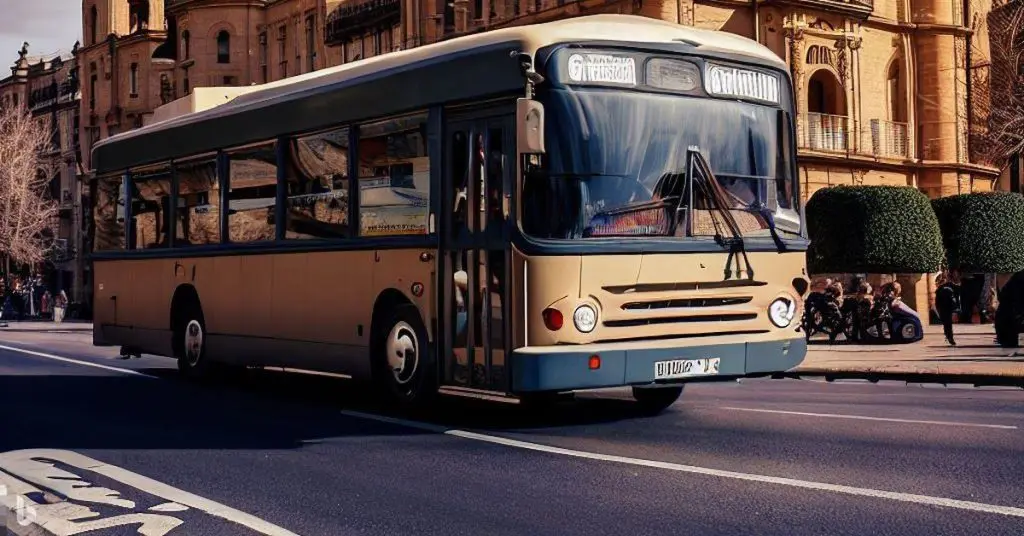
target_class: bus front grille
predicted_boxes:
[621,297,753,309]
[603,312,758,328]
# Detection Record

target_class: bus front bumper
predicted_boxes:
[510,336,807,393]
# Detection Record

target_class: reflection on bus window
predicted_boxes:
[523,90,800,240]
[357,112,430,237]
[130,164,172,249]
[175,157,220,245]
[94,176,125,251]
[286,127,350,239]
[227,144,278,243]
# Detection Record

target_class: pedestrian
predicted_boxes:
[936,270,960,346]
[53,290,68,325]
[41,290,51,320]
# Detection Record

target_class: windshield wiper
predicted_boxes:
[681,146,756,280]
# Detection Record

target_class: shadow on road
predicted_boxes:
[0,366,663,452]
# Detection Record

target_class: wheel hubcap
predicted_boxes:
[185,320,203,366]
[386,321,418,385]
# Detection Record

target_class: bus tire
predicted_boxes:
[631,385,684,414]
[373,303,437,406]
[175,306,212,379]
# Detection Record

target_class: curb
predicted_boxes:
[779,369,1024,389]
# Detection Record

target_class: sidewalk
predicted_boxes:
[792,324,1024,383]
[0,320,92,333]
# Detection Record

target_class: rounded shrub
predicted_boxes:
[805,185,944,274]
[931,192,1024,274]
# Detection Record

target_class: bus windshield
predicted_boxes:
[522,88,800,240]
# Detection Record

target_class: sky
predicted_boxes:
[0,0,82,70]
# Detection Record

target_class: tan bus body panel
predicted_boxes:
[94,249,434,378]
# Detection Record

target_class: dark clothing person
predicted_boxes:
[959,274,983,324]
[936,282,960,346]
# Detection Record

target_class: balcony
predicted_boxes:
[800,112,850,153]
[870,119,910,159]
[325,0,401,46]
[799,114,914,160]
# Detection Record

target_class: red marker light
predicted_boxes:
[542,308,563,331]
[588,355,601,370]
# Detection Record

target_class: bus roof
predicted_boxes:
[91,14,785,174]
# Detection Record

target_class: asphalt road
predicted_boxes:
[0,329,1023,535]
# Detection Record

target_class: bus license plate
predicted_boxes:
[654,358,721,380]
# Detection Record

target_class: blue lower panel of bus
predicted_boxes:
[510,336,808,392]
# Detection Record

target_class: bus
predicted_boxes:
[88,14,809,414]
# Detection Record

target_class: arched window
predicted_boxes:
[90,5,98,45]
[806,70,848,152]
[182,30,190,59]
[807,70,845,116]
[217,31,230,64]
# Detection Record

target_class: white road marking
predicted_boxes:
[339,409,1024,519]
[7,344,1023,520]
[0,449,300,536]
[0,344,156,379]
[718,406,1019,430]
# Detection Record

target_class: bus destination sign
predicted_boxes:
[704,63,780,104]
[566,53,637,86]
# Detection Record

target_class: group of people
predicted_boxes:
[809,277,905,342]
[0,276,69,324]
[811,271,993,348]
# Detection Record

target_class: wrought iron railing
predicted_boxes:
[799,112,850,153]
[870,119,910,159]
[325,0,401,46]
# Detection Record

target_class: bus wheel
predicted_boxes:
[631,385,683,414]
[375,304,437,405]
[176,310,211,379]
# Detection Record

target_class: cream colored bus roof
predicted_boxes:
[93,15,785,172]
[104,15,779,136]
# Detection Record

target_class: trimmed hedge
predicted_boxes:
[806,185,944,274]
[932,192,1024,274]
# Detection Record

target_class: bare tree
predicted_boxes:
[0,103,59,270]
[980,0,1024,168]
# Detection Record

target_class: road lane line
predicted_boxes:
[0,344,156,379]
[340,409,1024,519]
[718,406,1018,430]
[0,449,301,536]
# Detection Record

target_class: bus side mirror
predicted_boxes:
[516,98,545,155]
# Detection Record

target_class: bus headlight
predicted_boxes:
[768,297,797,328]
[573,304,598,333]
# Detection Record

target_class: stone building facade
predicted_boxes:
[0,44,85,303]
[82,0,1003,192]
[77,0,1006,315]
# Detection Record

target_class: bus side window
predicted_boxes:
[94,176,126,251]
[357,112,430,237]
[175,157,219,246]
[129,163,173,249]
[286,127,351,240]
[226,143,278,243]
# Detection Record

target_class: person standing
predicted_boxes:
[53,290,68,325]
[935,271,961,346]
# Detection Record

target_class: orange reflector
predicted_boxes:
[588,355,601,370]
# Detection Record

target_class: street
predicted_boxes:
[0,329,1022,535]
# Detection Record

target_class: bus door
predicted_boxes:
[440,113,514,393]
